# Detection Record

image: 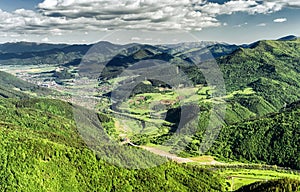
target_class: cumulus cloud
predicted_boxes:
[37,0,220,31]
[0,9,70,34]
[265,0,300,8]
[196,0,282,15]
[273,17,287,23]
[0,0,298,38]
[0,0,220,35]
[35,0,297,33]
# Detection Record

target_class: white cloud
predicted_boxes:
[257,23,267,27]
[37,0,219,31]
[34,0,296,33]
[0,0,298,42]
[131,37,141,41]
[0,9,70,35]
[233,22,248,28]
[10,34,21,37]
[0,33,8,37]
[273,18,287,23]
[50,29,63,36]
[197,0,282,15]
[265,0,300,8]
[42,37,49,42]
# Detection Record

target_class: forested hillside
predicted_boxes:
[185,39,300,169]
[221,39,300,108]
[0,94,224,191]
[187,100,300,169]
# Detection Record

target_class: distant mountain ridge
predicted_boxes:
[277,35,298,41]
[0,41,69,53]
[0,35,296,66]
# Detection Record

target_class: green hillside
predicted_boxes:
[186,100,300,169]
[181,39,300,168]
[109,40,300,160]
[0,39,299,191]
[0,71,53,98]
[182,39,300,116]
[221,39,300,108]
[0,97,225,191]
[89,39,300,170]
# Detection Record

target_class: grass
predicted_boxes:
[219,169,300,191]
[3,64,57,74]
[189,155,216,163]
[120,86,205,118]
[225,88,255,99]
[107,75,139,85]
[144,143,173,152]
[197,86,211,95]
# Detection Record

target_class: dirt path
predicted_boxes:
[138,146,225,165]
[120,137,223,164]
[139,146,194,163]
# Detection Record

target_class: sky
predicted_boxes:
[0,0,299,44]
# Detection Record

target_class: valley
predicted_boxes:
[0,37,299,191]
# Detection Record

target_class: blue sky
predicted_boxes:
[0,0,299,44]
[0,0,42,11]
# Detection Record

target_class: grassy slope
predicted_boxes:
[219,168,300,191]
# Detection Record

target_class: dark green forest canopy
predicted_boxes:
[205,101,300,169]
